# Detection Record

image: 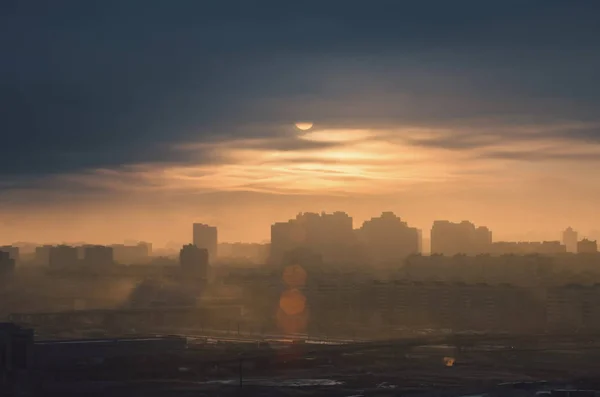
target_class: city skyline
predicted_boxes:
[4,2,600,392]
[3,174,600,246]
[1,210,598,252]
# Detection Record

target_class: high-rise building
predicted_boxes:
[356,212,420,265]
[431,220,492,256]
[192,223,218,263]
[474,226,493,251]
[34,245,52,266]
[270,211,357,265]
[111,242,151,264]
[49,245,79,268]
[270,220,305,264]
[179,244,208,279]
[577,238,598,254]
[83,245,114,267]
[0,246,19,263]
[0,251,15,280]
[562,227,578,253]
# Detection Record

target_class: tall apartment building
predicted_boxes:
[0,251,15,280]
[0,246,19,263]
[192,223,217,264]
[49,245,79,268]
[270,212,358,265]
[110,242,152,264]
[546,284,600,331]
[34,245,52,266]
[83,245,114,267]
[179,244,209,280]
[356,212,420,265]
[431,220,492,256]
[562,227,579,253]
[577,239,598,254]
[370,280,544,332]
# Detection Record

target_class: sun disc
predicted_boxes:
[295,122,313,131]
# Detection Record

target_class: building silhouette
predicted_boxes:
[0,251,15,280]
[217,242,269,264]
[110,242,151,264]
[0,323,33,394]
[356,212,420,265]
[490,241,566,255]
[34,245,52,266]
[577,238,598,254]
[270,212,357,265]
[0,246,19,263]
[179,244,209,280]
[370,280,544,333]
[562,227,579,253]
[49,245,78,268]
[474,226,493,252]
[430,220,492,256]
[83,245,114,267]
[281,246,323,269]
[404,254,554,286]
[546,284,600,331]
[270,221,305,264]
[192,223,218,264]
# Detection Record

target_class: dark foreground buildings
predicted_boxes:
[547,284,600,331]
[0,323,33,395]
[0,251,15,282]
[0,246,19,264]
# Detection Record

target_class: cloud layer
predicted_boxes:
[2,1,600,244]
[3,1,600,183]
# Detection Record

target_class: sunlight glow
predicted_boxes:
[61,123,600,199]
[299,129,374,143]
[295,122,314,131]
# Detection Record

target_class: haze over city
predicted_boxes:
[5,2,600,396]
[3,1,600,246]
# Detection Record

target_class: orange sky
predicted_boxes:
[4,2,600,248]
[2,123,600,246]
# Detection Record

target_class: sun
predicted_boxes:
[295,122,314,131]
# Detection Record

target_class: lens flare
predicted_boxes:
[279,288,306,315]
[282,264,307,288]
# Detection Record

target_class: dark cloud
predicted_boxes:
[2,0,600,183]
[400,123,600,152]
[546,126,600,144]
[404,134,503,151]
